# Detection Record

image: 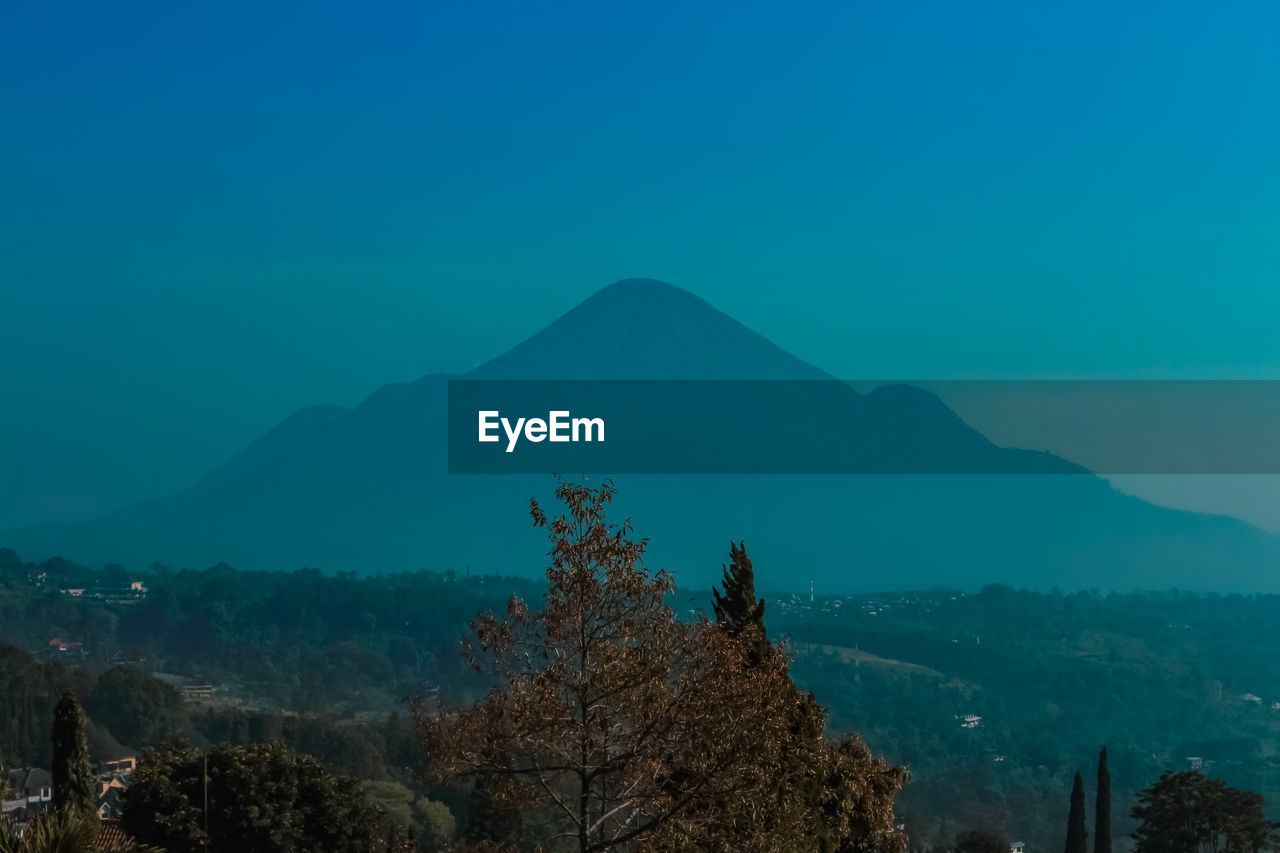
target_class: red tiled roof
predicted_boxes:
[94,819,138,852]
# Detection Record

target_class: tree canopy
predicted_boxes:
[1131,770,1279,853]
[120,741,405,852]
[418,480,905,852]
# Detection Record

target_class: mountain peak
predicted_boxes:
[467,279,831,380]
[590,277,712,303]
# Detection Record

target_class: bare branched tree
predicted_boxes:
[417,479,808,852]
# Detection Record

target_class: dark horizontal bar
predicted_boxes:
[447,380,1280,475]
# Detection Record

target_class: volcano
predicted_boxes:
[4,279,1277,592]
[469,278,832,380]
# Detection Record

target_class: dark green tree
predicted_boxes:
[712,541,769,665]
[412,797,456,851]
[1064,771,1087,853]
[1132,770,1278,853]
[50,691,94,817]
[121,741,392,852]
[0,548,22,583]
[465,773,521,848]
[0,645,76,787]
[1094,747,1110,853]
[955,828,1011,853]
[85,666,191,749]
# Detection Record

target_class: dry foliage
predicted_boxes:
[418,479,904,852]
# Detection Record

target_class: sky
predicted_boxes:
[3,1,1280,529]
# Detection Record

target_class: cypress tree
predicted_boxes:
[710,542,896,852]
[51,690,94,816]
[1095,747,1111,853]
[1064,771,1088,853]
[711,541,769,665]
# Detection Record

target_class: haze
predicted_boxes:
[4,1,1280,529]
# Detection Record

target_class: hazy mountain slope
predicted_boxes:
[4,279,1278,592]
[468,278,833,380]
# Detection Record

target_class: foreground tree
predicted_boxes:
[50,692,94,818]
[816,735,908,853]
[706,542,814,848]
[1064,771,1087,853]
[1095,747,1110,853]
[1132,770,1278,853]
[121,742,401,852]
[705,541,906,853]
[419,480,903,852]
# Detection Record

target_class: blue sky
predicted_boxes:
[3,1,1280,528]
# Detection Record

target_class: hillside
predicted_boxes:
[8,553,1280,850]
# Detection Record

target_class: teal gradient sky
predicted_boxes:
[3,1,1279,528]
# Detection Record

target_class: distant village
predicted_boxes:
[772,585,958,618]
[3,757,137,850]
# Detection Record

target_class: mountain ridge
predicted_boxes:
[3,279,1277,592]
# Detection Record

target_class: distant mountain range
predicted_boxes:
[4,279,1278,592]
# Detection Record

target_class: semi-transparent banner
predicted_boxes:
[447,380,1280,474]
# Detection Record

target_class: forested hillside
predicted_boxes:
[5,546,1280,849]
[777,586,1280,849]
